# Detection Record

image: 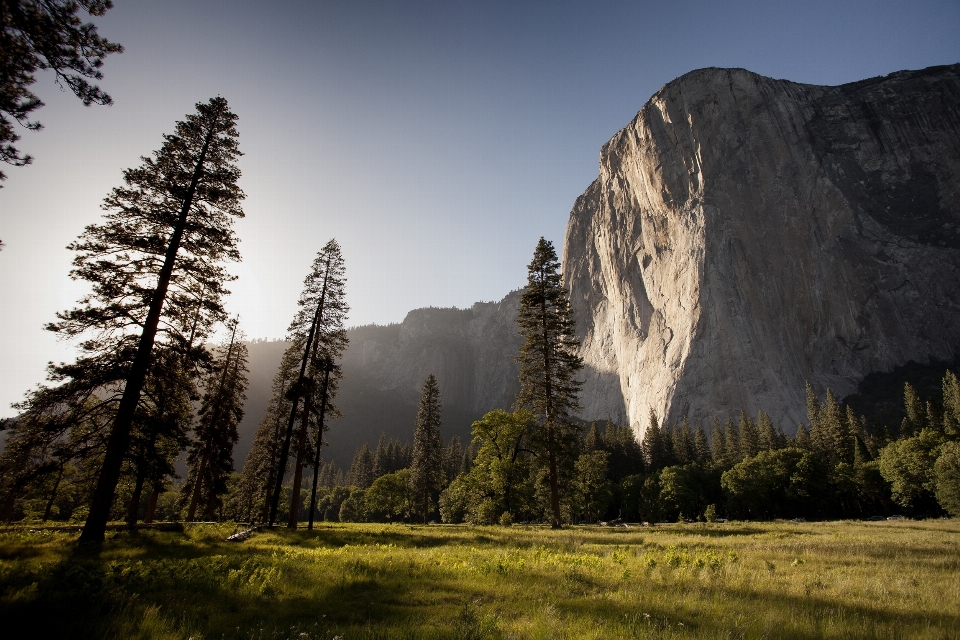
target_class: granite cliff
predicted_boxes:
[563,64,960,437]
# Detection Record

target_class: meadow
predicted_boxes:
[0,520,958,639]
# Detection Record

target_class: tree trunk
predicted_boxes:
[269,295,323,526]
[287,411,309,528]
[126,468,146,528]
[144,488,160,524]
[42,464,66,522]
[80,111,220,545]
[2,493,15,523]
[186,452,209,522]
[307,364,332,530]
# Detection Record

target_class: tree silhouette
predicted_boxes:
[70,97,244,543]
[184,319,249,521]
[1,0,122,182]
[410,374,444,524]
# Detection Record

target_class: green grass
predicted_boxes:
[1,519,958,639]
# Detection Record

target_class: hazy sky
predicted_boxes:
[1,0,958,415]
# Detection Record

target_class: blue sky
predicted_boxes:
[1,0,958,413]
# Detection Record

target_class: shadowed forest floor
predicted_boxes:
[0,519,958,639]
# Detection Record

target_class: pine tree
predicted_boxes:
[725,418,740,465]
[794,423,811,450]
[373,433,389,478]
[739,411,759,460]
[757,411,777,452]
[46,97,244,543]
[515,238,583,528]
[442,435,464,482]
[674,417,695,464]
[347,444,374,488]
[694,424,710,465]
[821,389,850,465]
[642,410,668,472]
[943,370,960,438]
[710,418,727,467]
[1,0,123,184]
[184,320,249,521]
[903,383,925,437]
[237,342,300,523]
[410,374,444,524]
[583,423,602,453]
[268,240,349,527]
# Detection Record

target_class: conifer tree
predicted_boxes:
[373,433,389,478]
[347,444,374,488]
[794,423,811,450]
[442,435,464,482]
[903,383,925,437]
[184,320,249,521]
[675,417,695,464]
[725,418,740,465]
[710,418,727,467]
[1,0,123,184]
[694,424,710,465]
[583,423,602,453]
[268,240,348,527]
[943,370,960,438]
[410,374,444,524]
[739,411,760,460]
[642,410,668,471]
[515,238,583,528]
[43,97,245,543]
[821,389,850,465]
[237,342,300,522]
[757,411,777,452]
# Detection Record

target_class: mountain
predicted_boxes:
[234,291,523,469]
[563,64,960,437]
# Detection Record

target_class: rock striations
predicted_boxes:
[563,64,960,437]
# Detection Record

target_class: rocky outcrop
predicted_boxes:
[563,64,960,437]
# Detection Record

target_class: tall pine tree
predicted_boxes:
[410,374,444,524]
[39,97,245,543]
[516,238,583,528]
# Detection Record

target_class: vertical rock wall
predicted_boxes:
[563,65,960,436]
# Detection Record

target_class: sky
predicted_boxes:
[1,0,959,415]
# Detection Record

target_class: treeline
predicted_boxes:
[221,372,959,526]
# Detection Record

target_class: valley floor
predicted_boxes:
[1,520,958,639]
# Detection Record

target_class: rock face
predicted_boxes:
[234,292,523,468]
[563,64,960,437]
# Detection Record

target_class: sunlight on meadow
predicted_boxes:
[1,519,958,639]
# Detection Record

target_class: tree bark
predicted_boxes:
[144,488,159,524]
[287,419,309,528]
[126,468,146,528]
[80,109,220,545]
[42,464,65,522]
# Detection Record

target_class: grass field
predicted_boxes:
[0,519,958,639]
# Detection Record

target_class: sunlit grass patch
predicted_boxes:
[0,520,958,638]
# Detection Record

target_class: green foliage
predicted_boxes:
[365,469,412,522]
[932,441,960,516]
[721,448,828,519]
[573,450,612,522]
[878,429,942,511]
